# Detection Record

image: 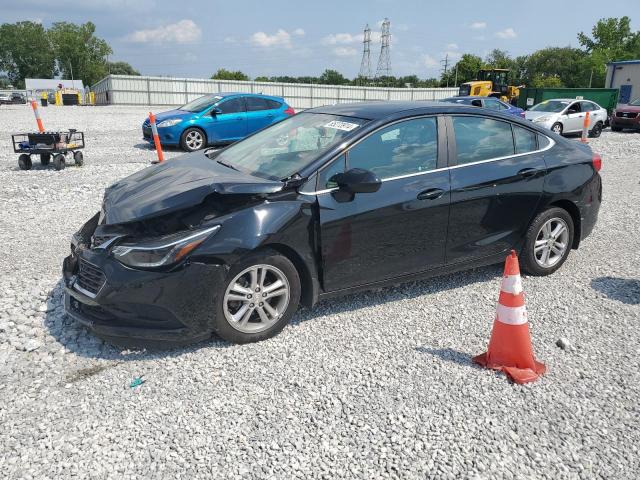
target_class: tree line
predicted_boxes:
[1,17,638,90]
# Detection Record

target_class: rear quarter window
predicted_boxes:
[513,126,537,154]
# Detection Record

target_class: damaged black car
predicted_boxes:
[64,101,601,345]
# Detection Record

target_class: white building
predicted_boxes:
[606,60,640,104]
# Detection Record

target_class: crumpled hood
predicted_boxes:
[102,151,283,225]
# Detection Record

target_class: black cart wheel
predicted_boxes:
[53,154,66,171]
[40,153,51,166]
[18,154,32,170]
[73,151,84,166]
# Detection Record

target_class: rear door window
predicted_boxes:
[218,97,245,114]
[451,116,514,164]
[580,101,595,112]
[483,98,503,111]
[513,125,538,154]
[246,97,273,112]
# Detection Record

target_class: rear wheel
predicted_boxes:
[53,154,66,171]
[18,154,32,170]
[521,207,574,276]
[589,121,603,138]
[214,249,301,344]
[551,122,563,135]
[40,153,50,166]
[73,150,84,166]
[180,128,206,152]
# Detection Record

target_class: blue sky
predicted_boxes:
[4,0,638,79]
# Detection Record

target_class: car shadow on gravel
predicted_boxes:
[414,347,474,368]
[591,277,640,305]
[44,264,502,361]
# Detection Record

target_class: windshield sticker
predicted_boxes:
[323,120,360,131]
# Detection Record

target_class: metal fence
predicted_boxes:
[91,75,459,109]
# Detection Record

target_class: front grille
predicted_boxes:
[76,260,106,296]
[616,111,638,118]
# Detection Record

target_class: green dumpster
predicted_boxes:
[517,88,619,115]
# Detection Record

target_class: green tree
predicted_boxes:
[0,21,56,88]
[211,68,249,81]
[522,47,591,88]
[107,61,140,76]
[530,75,563,88]
[48,21,112,87]
[318,69,350,85]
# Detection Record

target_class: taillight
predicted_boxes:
[519,111,525,118]
[592,153,602,172]
[284,106,295,116]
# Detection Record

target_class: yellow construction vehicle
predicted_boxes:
[458,69,520,103]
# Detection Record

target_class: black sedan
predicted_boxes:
[63,101,602,345]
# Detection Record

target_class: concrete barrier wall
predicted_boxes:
[91,75,459,109]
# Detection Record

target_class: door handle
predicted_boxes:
[417,188,445,200]
[517,168,540,178]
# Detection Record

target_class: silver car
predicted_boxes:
[525,99,607,137]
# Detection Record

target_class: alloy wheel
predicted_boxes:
[223,264,290,333]
[552,124,562,134]
[533,218,569,268]
[185,130,204,150]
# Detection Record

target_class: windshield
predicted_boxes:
[180,94,223,112]
[529,100,570,113]
[210,113,367,181]
[630,97,640,106]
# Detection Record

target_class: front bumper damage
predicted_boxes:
[63,219,227,345]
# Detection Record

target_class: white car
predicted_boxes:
[525,99,607,137]
[0,93,12,105]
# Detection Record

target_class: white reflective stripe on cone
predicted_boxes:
[151,123,159,136]
[501,274,523,295]
[496,303,528,325]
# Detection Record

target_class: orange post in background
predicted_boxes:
[473,250,546,384]
[31,100,44,133]
[580,111,590,143]
[148,112,165,163]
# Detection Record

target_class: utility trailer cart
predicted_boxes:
[12,130,85,171]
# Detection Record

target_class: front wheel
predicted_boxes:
[180,128,206,152]
[73,150,84,166]
[53,154,66,171]
[214,249,301,344]
[551,122,563,135]
[18,154,32,170]
[589,122,603,138]
[521,207,574,276]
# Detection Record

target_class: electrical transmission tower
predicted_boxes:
[358,24,372,81]
[375,18,391,81]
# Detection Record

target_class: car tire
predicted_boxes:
[73,150,84,166]
[213,249,301,344]
[40,153,51,166]
[589,121,603,138]
[18,154,32,170]
[611,126,623,132]
[53,154,66,171]
[180,127,207,152]
[521,207,574,276]
[551,122,563,135]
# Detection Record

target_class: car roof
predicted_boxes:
[215,92,283,100]
[544,98,594,103]
[308,101,477,120]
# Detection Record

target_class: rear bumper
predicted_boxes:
[578,173,602,242]
[610,116,640,129]
[63,247,226,344]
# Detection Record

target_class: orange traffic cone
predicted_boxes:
[473,250,546,384]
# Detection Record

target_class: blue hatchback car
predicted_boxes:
[143,93,295,151]
[441,96,525,118]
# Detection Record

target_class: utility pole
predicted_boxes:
[358,24,372,84]
[375,18,392,84]
[589,68,593,88]
[454,64,458,87]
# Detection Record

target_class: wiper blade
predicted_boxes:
[216,160,240,172]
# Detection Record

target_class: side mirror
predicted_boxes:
[335,168,381,194]
[211,107,222,115]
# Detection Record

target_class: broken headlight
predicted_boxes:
[112,225,220,269]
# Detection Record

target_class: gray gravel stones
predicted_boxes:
[0,104,639,479]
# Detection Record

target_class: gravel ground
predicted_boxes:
[0,104,638,479]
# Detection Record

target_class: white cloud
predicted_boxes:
[470,21,487,30]
[333,46,358,57]
[322,33,358,45]
[446,43,459,50]
[125,19,202,44]
[223,36,238,44]
[250,28,304,48]
[495,27,517,39]
[422,54,438,68]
